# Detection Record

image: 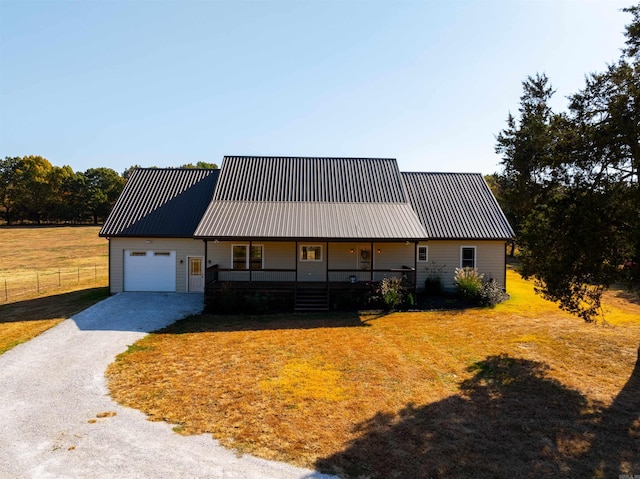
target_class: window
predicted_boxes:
[417,245,428,262]
[154,252,171,256]
[250,245,263,270]
[232,245,247,270]
[232,244,264,270]
[461,246,476,269]
[300,245,322,261]
[130,251,146,257]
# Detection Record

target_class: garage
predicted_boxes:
[124,250,176,292]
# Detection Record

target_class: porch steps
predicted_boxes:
[294,289,329,311]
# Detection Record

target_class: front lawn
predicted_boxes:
[106,270,640,478]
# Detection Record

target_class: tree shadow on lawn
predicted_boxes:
[316,349,640,479]
[0,287,109,322]
[159,311,389,334]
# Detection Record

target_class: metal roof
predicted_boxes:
[194,202,427,239]
[194,156,428,239]
[100,168,219,237]
[402,172,514,239]
[212,156,408,202]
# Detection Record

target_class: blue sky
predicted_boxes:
[0,0,632,175]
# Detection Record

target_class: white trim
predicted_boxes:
[460,246,476,269]
[300,244,323,262]
[417,245,428,262]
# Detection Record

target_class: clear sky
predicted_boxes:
[0,0,632,175]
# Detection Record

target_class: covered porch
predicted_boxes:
[204,240,418,311]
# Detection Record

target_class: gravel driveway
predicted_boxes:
[0,293,336,479]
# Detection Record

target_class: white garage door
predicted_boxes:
[124,250,176,292]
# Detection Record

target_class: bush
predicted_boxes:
[479,278,510,306]
[371,276,408,310]
[424,261,445,296]
[454,267,484,303]
[454,268,509,306]
[424,277,443,296]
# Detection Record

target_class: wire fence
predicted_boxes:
[0,264,108,304]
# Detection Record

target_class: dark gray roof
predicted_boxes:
[402,172,514,240]
[212,156,407,202]
[194,156,428,240]
[100,168,219,237]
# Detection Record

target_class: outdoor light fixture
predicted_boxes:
[377,248,382,254]
[349,248,355,254]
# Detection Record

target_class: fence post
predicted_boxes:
[37,272,40,293]
[94,264,97,280]
[77,267,80,283]
[58,268,61,287]
[4,278,7,302]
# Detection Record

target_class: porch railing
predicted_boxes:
[206,265,415,288]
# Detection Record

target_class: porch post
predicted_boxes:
[414,241,418,293]
[370,241,374,282]
[326,241,329,288]
[295,241,298,283]
[249,240,253,283]
[203,240,208,307]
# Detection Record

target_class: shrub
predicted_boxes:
[371,276,408,310]
[479,278,510,306]
[454,267,484,303]
[424,261,445,296]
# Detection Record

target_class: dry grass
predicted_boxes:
[0,225,107,284]
[106,270,640,478]
[0,226,109,353]
[0,287,109,354]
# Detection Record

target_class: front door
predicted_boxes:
[188,256,204,292]
[358,246,371,270]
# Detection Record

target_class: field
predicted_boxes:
[107,269,640,478]
[0,226,108,303]
[0,226,109,353]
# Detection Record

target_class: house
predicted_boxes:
[100,156,513,311]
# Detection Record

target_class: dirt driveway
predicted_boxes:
[0,293,334,479]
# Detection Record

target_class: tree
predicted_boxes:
[83,167,125,224]
[0,156,21,225]
[495,73,557,256]
[497,4,640,321]
[179,161,219,169]
[11,156,55,224]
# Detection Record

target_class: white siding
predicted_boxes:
[109,238,205,293]
[416,240,507,292]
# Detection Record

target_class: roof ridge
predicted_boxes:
[223,156,397,161]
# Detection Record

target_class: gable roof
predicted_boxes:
[194,156,428,240]
[402,172,514,240]
[99,168,219,238]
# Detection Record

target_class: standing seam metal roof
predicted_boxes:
[212,156,407,202]
[194,156,428,239]
[99,168,219,237]
[401,172,514,239]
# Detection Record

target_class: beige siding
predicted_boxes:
[207,241,297,282]
[109,238,205,293]
[416,240,507,292]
